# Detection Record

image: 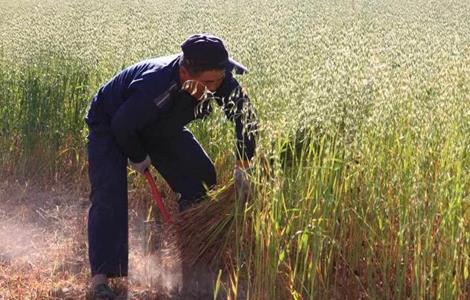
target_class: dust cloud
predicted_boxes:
[0,219,49,266]
[0,182,221,299]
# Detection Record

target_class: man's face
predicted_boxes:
[192,69,225,92]
[180,67,225,100]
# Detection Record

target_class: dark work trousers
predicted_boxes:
[87,127,216,277]
[87,130,128,277]
[147,128,217,211]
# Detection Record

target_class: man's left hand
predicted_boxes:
[234,160,252,202]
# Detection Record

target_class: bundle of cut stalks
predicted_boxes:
[167,182,249,267]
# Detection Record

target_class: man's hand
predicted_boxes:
[181,80,208,101]
[234,160,252,201]
[129,155,151,175]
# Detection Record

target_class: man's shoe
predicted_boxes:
[90,283,116,300]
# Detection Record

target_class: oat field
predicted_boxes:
[0,0,469,299]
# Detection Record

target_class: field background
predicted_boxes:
[0,0,469,299]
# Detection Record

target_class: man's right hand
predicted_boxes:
[181,80,208,101]
[129,155,151,175]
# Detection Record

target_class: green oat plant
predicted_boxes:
[0,0,469,298]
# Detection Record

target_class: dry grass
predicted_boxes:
[0,179,228,299]
[169,183,239,267]
[0,180,89,299]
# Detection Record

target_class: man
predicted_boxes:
[85,34,256,299]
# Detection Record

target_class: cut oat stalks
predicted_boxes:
[167,182,251,268]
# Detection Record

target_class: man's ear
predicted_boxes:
[179,65,191,82]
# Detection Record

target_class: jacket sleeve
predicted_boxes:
[214,73,257,161]
[111,77,161,163]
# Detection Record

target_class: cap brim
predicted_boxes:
[228,58,248,75]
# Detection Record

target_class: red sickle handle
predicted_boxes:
[144,169,173,224]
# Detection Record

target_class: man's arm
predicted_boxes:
[215,73,257,166]
[110,78,162,163]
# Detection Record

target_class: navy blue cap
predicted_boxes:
[181,34,229,69]
[181,33,248,74]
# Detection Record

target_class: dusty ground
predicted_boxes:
[0,180,221,299]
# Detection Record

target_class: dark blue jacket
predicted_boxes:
[85,54,256,163]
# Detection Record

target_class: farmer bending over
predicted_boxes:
[85,33,257,299]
